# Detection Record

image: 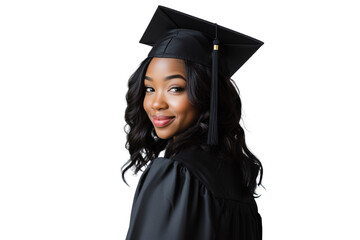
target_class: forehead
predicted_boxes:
[146,57,186,76]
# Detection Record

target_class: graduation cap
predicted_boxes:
[140,5,263,145]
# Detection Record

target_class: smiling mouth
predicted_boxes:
[152,116,175,128]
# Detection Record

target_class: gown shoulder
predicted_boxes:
[125,147,262,240]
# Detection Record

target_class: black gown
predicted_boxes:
[125,147,262,240]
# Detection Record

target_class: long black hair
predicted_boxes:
[122,57,263,196]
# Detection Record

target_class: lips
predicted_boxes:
[152,115,175,127]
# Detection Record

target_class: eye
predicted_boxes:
[145,86,154,93]
[169,87,185,93]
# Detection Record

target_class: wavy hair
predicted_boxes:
[122,57,263,196]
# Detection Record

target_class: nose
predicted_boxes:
[151,91,168,110]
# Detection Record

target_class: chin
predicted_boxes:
[156,133,174,140]
[154,129,175,140]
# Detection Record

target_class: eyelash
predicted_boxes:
[144,86,184,93]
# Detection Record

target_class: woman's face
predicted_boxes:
[143,57,198,140]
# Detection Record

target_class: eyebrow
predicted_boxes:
[144,74,186,81]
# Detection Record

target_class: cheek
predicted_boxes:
[168,95,196,117]
[143,96,150,113]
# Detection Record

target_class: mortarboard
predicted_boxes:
[139,5,263,145]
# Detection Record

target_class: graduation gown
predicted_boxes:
[125,147,262,240]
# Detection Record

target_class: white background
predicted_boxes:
[1,0,359,239]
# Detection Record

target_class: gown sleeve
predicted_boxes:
[125,157,218,240]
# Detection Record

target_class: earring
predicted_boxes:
[151,128,159,141]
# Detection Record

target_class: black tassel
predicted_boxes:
[207,24,219,145]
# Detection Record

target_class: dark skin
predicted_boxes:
[143,57,198,140]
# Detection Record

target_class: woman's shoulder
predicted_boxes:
[173,146,222,176]
[128,149,261,240]
[148,146,253,202]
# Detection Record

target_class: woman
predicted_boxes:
[122,6,264,240]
